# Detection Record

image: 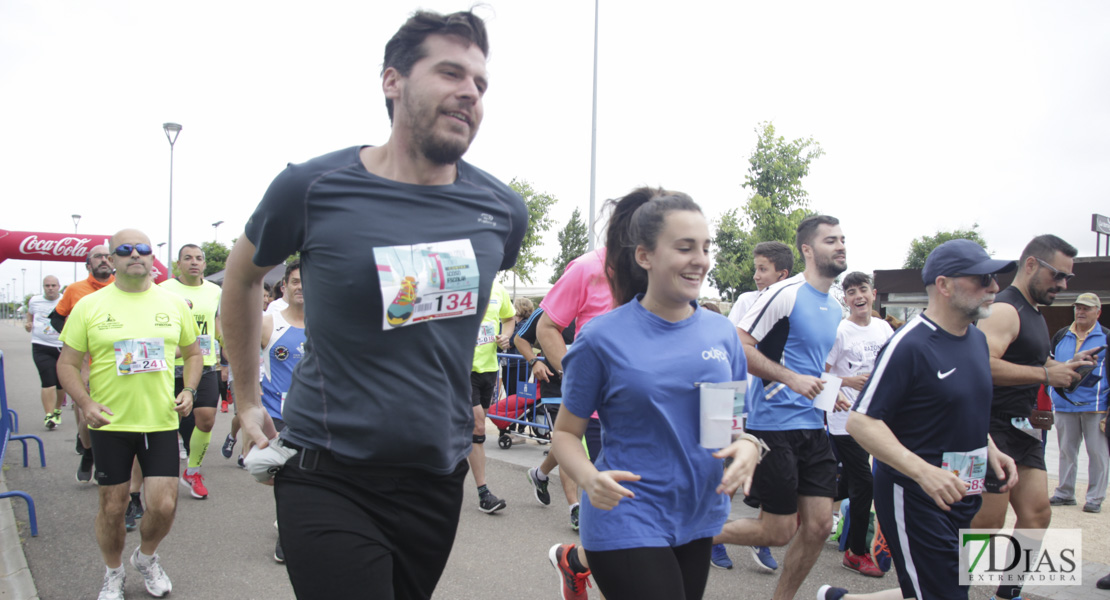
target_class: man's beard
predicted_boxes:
[1028,274,1059,306]
[403,91,473,165]
[817,254,847,279]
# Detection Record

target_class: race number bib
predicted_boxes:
[197,335,213,357]
[476,323,497,347]
[942,446,988,495]
[374,239,481,330]
[114,338,169,376]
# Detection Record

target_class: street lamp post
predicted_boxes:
[72,214,81,282]
[212,220,224,243]
[21,268,26,302]
[163,122,182,276]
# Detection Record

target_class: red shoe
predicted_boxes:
[180,471,209,499]
[548,543,591,600]
[843,550,884,578]
[219,400,229,413]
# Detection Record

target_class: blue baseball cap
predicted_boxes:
[921,239,1016,286]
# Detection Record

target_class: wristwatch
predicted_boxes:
[527,358,539,367]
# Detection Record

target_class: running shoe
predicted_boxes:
[816,585,848,600]
[1097,571,1110,590]
[1084,501,1102,513]
[548,543,591,600]
[180,471,209,499]
[52,408,63,426]
[710,544,733,569]
[221,433,236,459]
[274,539,285,563]
[751,546,778,572]
[130,496,144,519]
[75,435,85,456]
[44,414,57,430]
[220,399,229,413]
[870,520,892,573]
[478,491,506,514]
[842,550,883,577]
[76,448,94,483]
[527,466,551,506]
[570,503,580,531]
[98,567,125,600]
[237,454,245,469]
[1049,495,1077,506]
[178,438,188,461]
[831,512,841,535]
[131,548,172,597]
[125,500,139,532]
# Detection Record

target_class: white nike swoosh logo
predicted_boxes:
[937,368,957,379]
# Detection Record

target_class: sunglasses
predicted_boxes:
[952,273,997,287]
[1034,257,1075,283]
[113,243,153,257]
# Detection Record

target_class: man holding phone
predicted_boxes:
[1047,293,1108,514]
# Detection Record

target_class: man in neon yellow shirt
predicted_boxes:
[160,243,222,500]
[469,279,515,513]
[58,228,201,600]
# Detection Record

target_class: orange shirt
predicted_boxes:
[55,274,115,317]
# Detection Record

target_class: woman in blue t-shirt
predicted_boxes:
[551,187,764,600]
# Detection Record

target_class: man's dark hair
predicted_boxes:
[753,241,794,274]
[842,271,872,291]
[382,9,490,122]
[795,214,840,258]
[1019,234,1078,263]
[284,259,301,283]
[177,243,203,261]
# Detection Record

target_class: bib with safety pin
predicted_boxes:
[941,445,988,495]
[114,338,169,376]
[476,323,497,347]
[197,334,213,357]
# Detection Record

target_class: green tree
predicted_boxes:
[200,241,231,276]
[708,122,824,300]
[902,224,990,269]
[506,178,557,284]
[549,207,589,284]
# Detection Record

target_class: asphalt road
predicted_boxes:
[0,322,1022,599]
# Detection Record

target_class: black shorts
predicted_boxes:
[984,422,1046,493]
[874,466,981,600]
[175,369,220,410]
[470,371,498,409]
[585,417,602,463]
[89,429,179,486]
[275,453,468,599]
[746,428,837,515]
[32,344,61,389]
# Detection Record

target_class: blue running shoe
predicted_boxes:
[710,544,733,569]
[870,520,892,573]
[816,585,848,600]
[751,546,778,572]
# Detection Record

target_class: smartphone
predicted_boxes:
[1064,363,1097,394]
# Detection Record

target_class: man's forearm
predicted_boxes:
[536,324,567,372]
[57,363,91,408]
[742,344,797,385]
[847,413,930,480]
[181,353,203,390]
[989,356,1046,387]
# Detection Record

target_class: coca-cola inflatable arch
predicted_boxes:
[0,230,169,283]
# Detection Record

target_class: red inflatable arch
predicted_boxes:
[0,230,169,283]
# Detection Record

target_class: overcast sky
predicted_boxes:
[2,0,1108,301]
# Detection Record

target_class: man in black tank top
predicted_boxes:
[971,234,1095,600]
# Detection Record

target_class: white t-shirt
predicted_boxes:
[727,290,761,327]
[825,318,894,435]
[28,294,62,348]
[265,297,288,315]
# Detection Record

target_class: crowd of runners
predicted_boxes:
[13,7,1109,600]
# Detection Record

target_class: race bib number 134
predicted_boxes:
[374,239,481,330]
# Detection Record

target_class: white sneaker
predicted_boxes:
[178,438,187,460]
[131,548,172,597]
[98,567,125,600]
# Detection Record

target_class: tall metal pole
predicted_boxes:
[212,220,224,243]
[71,214,81,283]
[163,123,182,275]
[587,0,599,251]
[21,268,26,303]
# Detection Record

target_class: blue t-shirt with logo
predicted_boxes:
[739,274,842,431]
[562,296,746,551]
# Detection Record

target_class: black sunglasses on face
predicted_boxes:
[952,273,997,287]
[1034,257,1075,283]
[113,243,153,257]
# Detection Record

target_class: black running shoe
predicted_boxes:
[478,491,507,514]
[76,448,94,483]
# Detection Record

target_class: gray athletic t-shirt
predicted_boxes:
[245,146,527,474]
